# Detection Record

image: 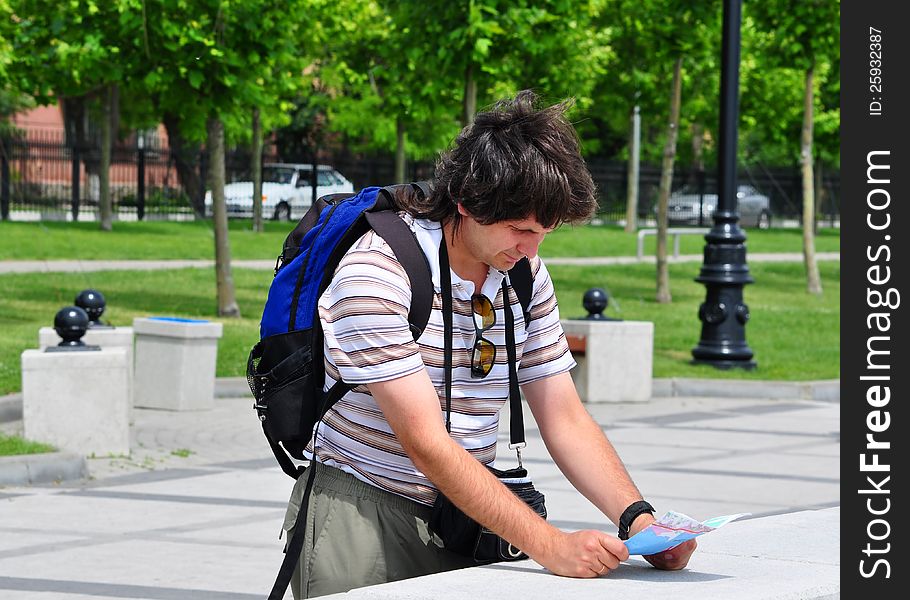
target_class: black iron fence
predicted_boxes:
[0,131,180,220]
[1,133,839,226]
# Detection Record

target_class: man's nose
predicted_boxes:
[517,233,546,259]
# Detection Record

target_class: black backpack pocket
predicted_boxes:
[248,329,318,460]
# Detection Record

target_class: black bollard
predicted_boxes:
[582,288,621,321]
[46,306,101,352]
[75,289,113,329]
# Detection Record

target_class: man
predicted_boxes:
[283,90,696,598]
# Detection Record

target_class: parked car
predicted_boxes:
[663,184,772,229]
[204,163,354,220]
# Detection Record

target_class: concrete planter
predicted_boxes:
[132,317,223,411]
[561,319,654,403]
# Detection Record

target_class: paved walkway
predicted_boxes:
[0,383,839,599]
[0,252,840,274]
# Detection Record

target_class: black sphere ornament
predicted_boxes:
[75,289,110,328]
[46,306,101,352]
[54,306,89,347]
[582,288,621,321]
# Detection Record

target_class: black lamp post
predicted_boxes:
[691,0,756,369]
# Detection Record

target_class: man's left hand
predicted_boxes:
[643,539,697,570]
[628,512,696,570]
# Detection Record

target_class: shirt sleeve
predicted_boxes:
[318,231,426,385]
[517,257,576,385]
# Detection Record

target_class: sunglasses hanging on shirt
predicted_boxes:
[471,294,496,378]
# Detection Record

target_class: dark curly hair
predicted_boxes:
[399,90,597,232]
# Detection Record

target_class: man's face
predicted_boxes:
[457,205,555,271]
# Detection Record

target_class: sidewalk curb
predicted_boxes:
[0,393,22,422]
[651,378,840,402]
[0,451,87,486]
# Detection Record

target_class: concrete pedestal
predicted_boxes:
[133,317,223,411]
[561,319,653,403]
[39,326,135,408]
[21,347,131,456]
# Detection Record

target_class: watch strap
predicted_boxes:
[618,500,655,540]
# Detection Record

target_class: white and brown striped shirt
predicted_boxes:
[311,214,575,505]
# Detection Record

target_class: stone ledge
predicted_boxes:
[319,507,839,600]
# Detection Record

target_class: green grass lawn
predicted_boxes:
[0,219,840,261]
[540,223,841,257]
[0,260,839,395]
[0,219,290,260]
[549,261,839,381]
[0,433,56,455]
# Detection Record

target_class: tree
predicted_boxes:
[9,0,135,230]
[634,1,717,303]
[129,0,308,316]
[748,0,839,294]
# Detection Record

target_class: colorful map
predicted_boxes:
[623,511,749,556]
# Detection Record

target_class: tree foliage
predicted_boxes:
[3,0,840,176]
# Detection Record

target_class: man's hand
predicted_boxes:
[629,512,697,570]
[532,530,629,578]
[643,539,697,570]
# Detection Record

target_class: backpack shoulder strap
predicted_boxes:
[364,209,433,339]
[509,257,534,324]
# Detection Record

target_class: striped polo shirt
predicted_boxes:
[311,214,576,506]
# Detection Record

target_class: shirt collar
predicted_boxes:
[408,216,506,298]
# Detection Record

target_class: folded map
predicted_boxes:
[624,511,749,556]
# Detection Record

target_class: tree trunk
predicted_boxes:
[624,105,641,233]
[395,116,406,182]
[462,62,477,128]
[162,113,205,218]
[814,157,824,231]
[655,57,683,304]
[98,85,114,231]
[207,117,241,318]
[800,65,822,294]
[251,108,263,232]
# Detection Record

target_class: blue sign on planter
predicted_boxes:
[149,317,209,324]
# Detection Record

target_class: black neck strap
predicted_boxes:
[439,237,454,433]
[438,235,525,450]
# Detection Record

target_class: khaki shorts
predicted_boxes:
[283,463,475,598]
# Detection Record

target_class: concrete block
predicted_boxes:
[39,326,135,408]
[561,319,653,403]
[21,347,131,457]
[133,317,223,411]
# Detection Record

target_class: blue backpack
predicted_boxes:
[247,183,534,480]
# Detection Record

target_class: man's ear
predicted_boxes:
[456,202,470,218]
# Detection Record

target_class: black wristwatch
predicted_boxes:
[617,500,655,540]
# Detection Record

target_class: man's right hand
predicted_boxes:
[369,371,630,579]
[530,529,629,578]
